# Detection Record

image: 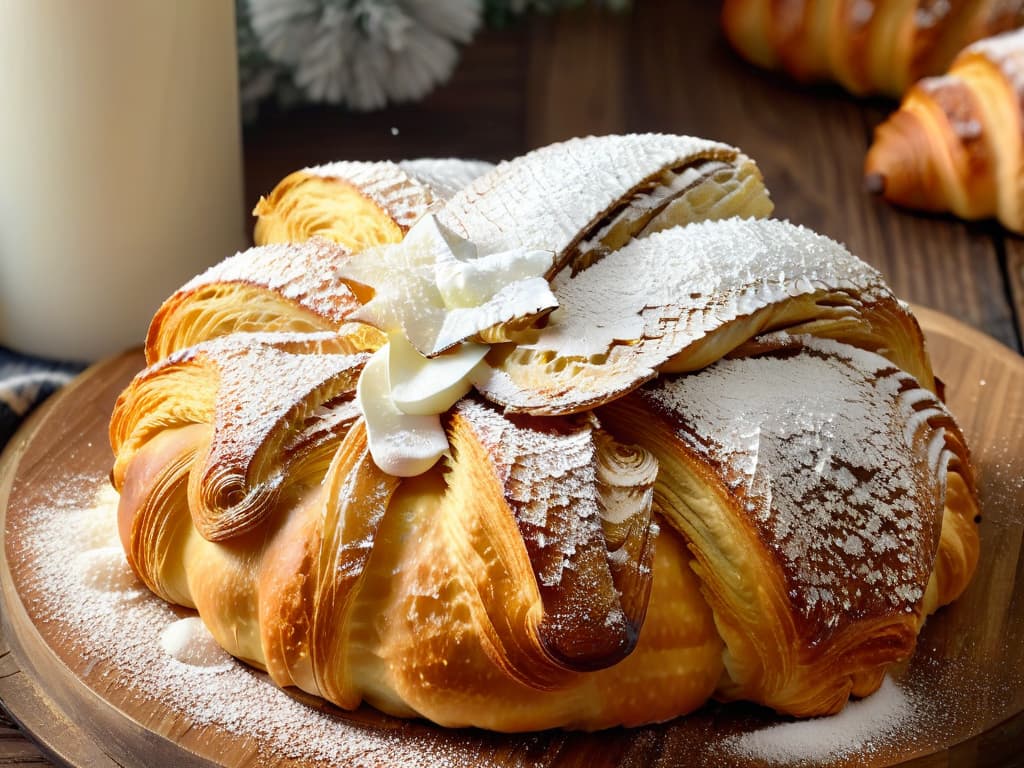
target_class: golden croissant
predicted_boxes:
[721,0,1024,96]
[110,133,979,732]
[865,28,1024,232]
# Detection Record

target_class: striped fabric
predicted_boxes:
[0,348,82,446]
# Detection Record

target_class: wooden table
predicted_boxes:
[2,1,1022,763]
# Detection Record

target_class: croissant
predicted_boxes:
[253,158,493,249]
[864,28,1024,232]
[109,134,979,732]
[721,0,1024,96]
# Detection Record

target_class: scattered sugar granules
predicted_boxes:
[722,677,911,765]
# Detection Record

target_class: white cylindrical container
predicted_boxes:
[0,0,246,361]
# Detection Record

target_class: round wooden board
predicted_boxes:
[1,307,1023,768]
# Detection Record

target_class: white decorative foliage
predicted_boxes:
[246,0,483,111]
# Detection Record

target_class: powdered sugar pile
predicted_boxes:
[159,617,236,671]
[723,676,911,764]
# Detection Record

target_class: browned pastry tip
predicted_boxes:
[864,171,886,195]
[864,102,953,214]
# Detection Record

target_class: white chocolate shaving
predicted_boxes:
[338,214,557,357]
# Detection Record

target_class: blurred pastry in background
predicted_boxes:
[721,0,1024,97]
[865,28,1024,233]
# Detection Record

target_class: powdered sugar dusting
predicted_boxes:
[536,218,884,359]
[179,240,360,325]
[642,335,949,627]
[917,76,985,144]
[850,0,874,25]
[455,399,602,590]
[964,28,1024,94]
[305,160,435,230]
[914,0,951,29]
[399,158,494,201]
[453,399,633,645]
[438,133,736,269]
[195,334,366,477]
[478,217,889,414]
[124,332,368,540]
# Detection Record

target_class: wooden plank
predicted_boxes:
[617,0,1020,353]
[0,704,49,766]
[242,25,530,213]
[525,7,627,146]
[1005,239,1024,350]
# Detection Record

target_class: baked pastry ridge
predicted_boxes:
[252,158,494,249]
[110,133,979,731]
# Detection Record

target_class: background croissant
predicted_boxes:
[110,134,979,732]
[865,28,1024,232]
[720,0,1024,96]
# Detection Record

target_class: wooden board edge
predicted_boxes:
[0,563,218,768]
[0,350,216,768]
[1005,238,1024,352]
[913,303,1024,368]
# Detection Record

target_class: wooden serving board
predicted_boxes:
[1,307,1023,768]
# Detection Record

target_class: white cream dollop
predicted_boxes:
[342,213,559,477]
[339,213,557,357]
[357,345,450,477]
[388,333,488,416]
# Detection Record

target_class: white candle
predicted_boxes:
[0,0,246,361]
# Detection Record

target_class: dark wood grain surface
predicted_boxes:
[2,0,1022,763]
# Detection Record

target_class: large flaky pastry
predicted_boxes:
[721,0,1024,97]
[865,28,1024,232]
[110,133,980,732]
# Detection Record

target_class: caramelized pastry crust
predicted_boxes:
[600,334,978,715]
[110,134,980,731]
[865,29,1024,233]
